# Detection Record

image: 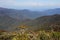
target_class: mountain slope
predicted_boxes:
[0,13,20,31]
[26,14,60,31]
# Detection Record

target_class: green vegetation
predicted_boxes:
[0,30,60,40]
[0,8,60,40]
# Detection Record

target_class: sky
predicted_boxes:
[0,0,60,11]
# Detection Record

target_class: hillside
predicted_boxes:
[0,13,20,31]
[26,14,60,31]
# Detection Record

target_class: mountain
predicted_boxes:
[0,7,60,31]
[0,13,20,31]
[0,7,60,20]
[0,7,42,20]
[42,8,60,15]
[25,14,60,31]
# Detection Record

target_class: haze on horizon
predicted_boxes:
[0,0,60,11]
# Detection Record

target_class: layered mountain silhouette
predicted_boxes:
[0,7,60,31]
[0,7,42,20]
[0,7,60,20]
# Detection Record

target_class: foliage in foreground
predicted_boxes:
[0,30,60,40]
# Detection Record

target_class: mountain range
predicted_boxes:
[0,7,60,31]
[0,7,60,20]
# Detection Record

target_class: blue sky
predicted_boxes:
[0,0,60,11]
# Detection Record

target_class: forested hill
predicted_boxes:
[26,14,60,31]
[0,13,20,31]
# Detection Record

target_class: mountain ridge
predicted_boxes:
[0,7,60,20]
[0,7,60,31]
[25,14,60,31]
